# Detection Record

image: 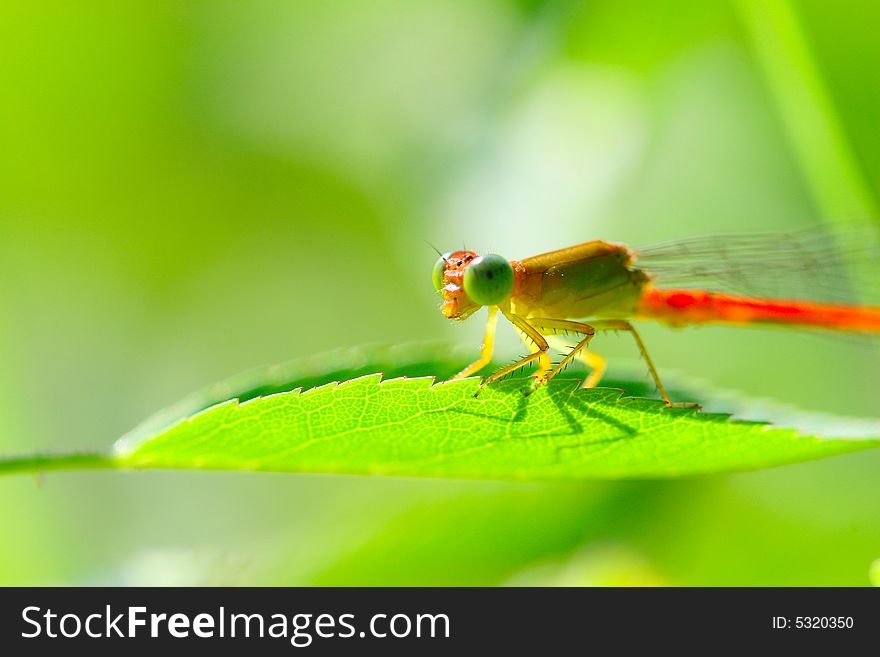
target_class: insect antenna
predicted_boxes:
[425,241,448,263]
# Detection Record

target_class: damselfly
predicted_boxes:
[432,225,880,404]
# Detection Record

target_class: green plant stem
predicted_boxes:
[737,0,878,221]
[0,452,116,476]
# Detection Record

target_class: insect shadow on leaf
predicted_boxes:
[429,378,641,458]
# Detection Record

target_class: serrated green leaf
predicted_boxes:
[0,345,877,480]
[111,375,876,479]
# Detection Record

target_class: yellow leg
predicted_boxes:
[544,333,605,386]
[513,327,553,381]
[525,318,596,391]
[578,349,607,389]
[473,315,595,395]
[463,313,690,406]
[587,320,690,406]
[474,310,550,394]
[451,305,499,379]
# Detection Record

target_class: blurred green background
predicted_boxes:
[1,0,879,585]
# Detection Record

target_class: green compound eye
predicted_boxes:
[432,253,451,291]
[463,254,514,306]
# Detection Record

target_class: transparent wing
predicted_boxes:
[634,223,880,305]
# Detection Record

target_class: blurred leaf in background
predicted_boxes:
[0,0,878,585]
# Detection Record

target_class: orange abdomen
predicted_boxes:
[638,288,880,333]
